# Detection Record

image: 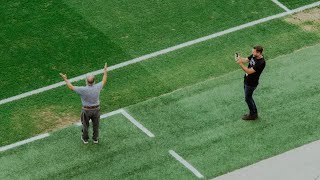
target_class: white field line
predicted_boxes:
[1,108,152,153]
[169,150,204,178]
[271,0,291,12]
[0,1,319,106]
[75,109,123,126]
[0,133,49,153]
[101,109,123,119]
[75,109,155,138]
[120,109,155,138]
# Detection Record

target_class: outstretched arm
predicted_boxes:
[59,73,75,91]
[102,63,108,86]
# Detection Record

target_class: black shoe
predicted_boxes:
[81,136,89,144]
[242,114,258,121]
[242,114,250,119]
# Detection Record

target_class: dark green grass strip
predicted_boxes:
[0,0,284,99]
[64,0,284,56]
[279,0,320,9]
[0,0,131,99]
[0,15,320,146]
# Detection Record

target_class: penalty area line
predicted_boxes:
[1,109,153,153]
[0,133,50,153]
[271,0,291,12]
[75,109,155,138]
[169,150,204,178]
[120,109,155,138]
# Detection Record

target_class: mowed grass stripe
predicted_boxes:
[0,0,131,99]
[0,115,197,180]
[1,0,284,99]
[64,0,284,56]
[1,43,319,180]
[125,43,320,179]
[1,1,319,104]
[1,9,320,147]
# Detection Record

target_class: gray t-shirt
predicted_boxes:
[74,82,103,106]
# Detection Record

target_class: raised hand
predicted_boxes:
[59,73,67,80]
[104,63,108,72]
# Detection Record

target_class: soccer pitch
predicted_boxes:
[1,0,320,179]
[1,43,320,179]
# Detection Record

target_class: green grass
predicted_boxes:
[1,43,319,179]
[0,0,284,99]
[279,0,320,9]
[126,44,320,178]
[2,1,320,179]
[0,0,131,99]
[64,0,284,55]
[1,11,320,147]
[0,115,197,180]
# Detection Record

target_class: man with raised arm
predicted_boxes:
[60,63,108,144]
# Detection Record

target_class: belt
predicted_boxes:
[83,105,100,109]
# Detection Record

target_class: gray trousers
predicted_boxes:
[81,108,100,141]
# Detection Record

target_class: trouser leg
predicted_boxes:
[244,84,257,115]
[81,110,90,141]
[91,109,100,141]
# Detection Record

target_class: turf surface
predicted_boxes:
[1,43,319,179]
[0,0,284,99]
[279,0,320,9]
[0,0,131,99]
[1,9,320,146]
[1,2,320,179]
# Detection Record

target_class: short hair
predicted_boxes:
[253,45,263,54]
[86,75,95,86]
[87,78,95,85]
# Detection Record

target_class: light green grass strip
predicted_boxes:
[125,43,320,178]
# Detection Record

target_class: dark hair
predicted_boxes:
[253,45,263,54]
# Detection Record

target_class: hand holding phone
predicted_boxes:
[235,53,239,61]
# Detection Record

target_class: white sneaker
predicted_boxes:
[93,139,99,144]
[81,136,88,144]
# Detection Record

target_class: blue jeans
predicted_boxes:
[244,84,257,115]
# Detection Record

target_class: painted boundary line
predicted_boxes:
[120,109,155,138]
[271,0,291,12]
[1,1,320,106]
[1,108,153,153]
[76,109,155,138]
[0,133,49,152]
[74,109,123,126]
[169,150,204,178]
